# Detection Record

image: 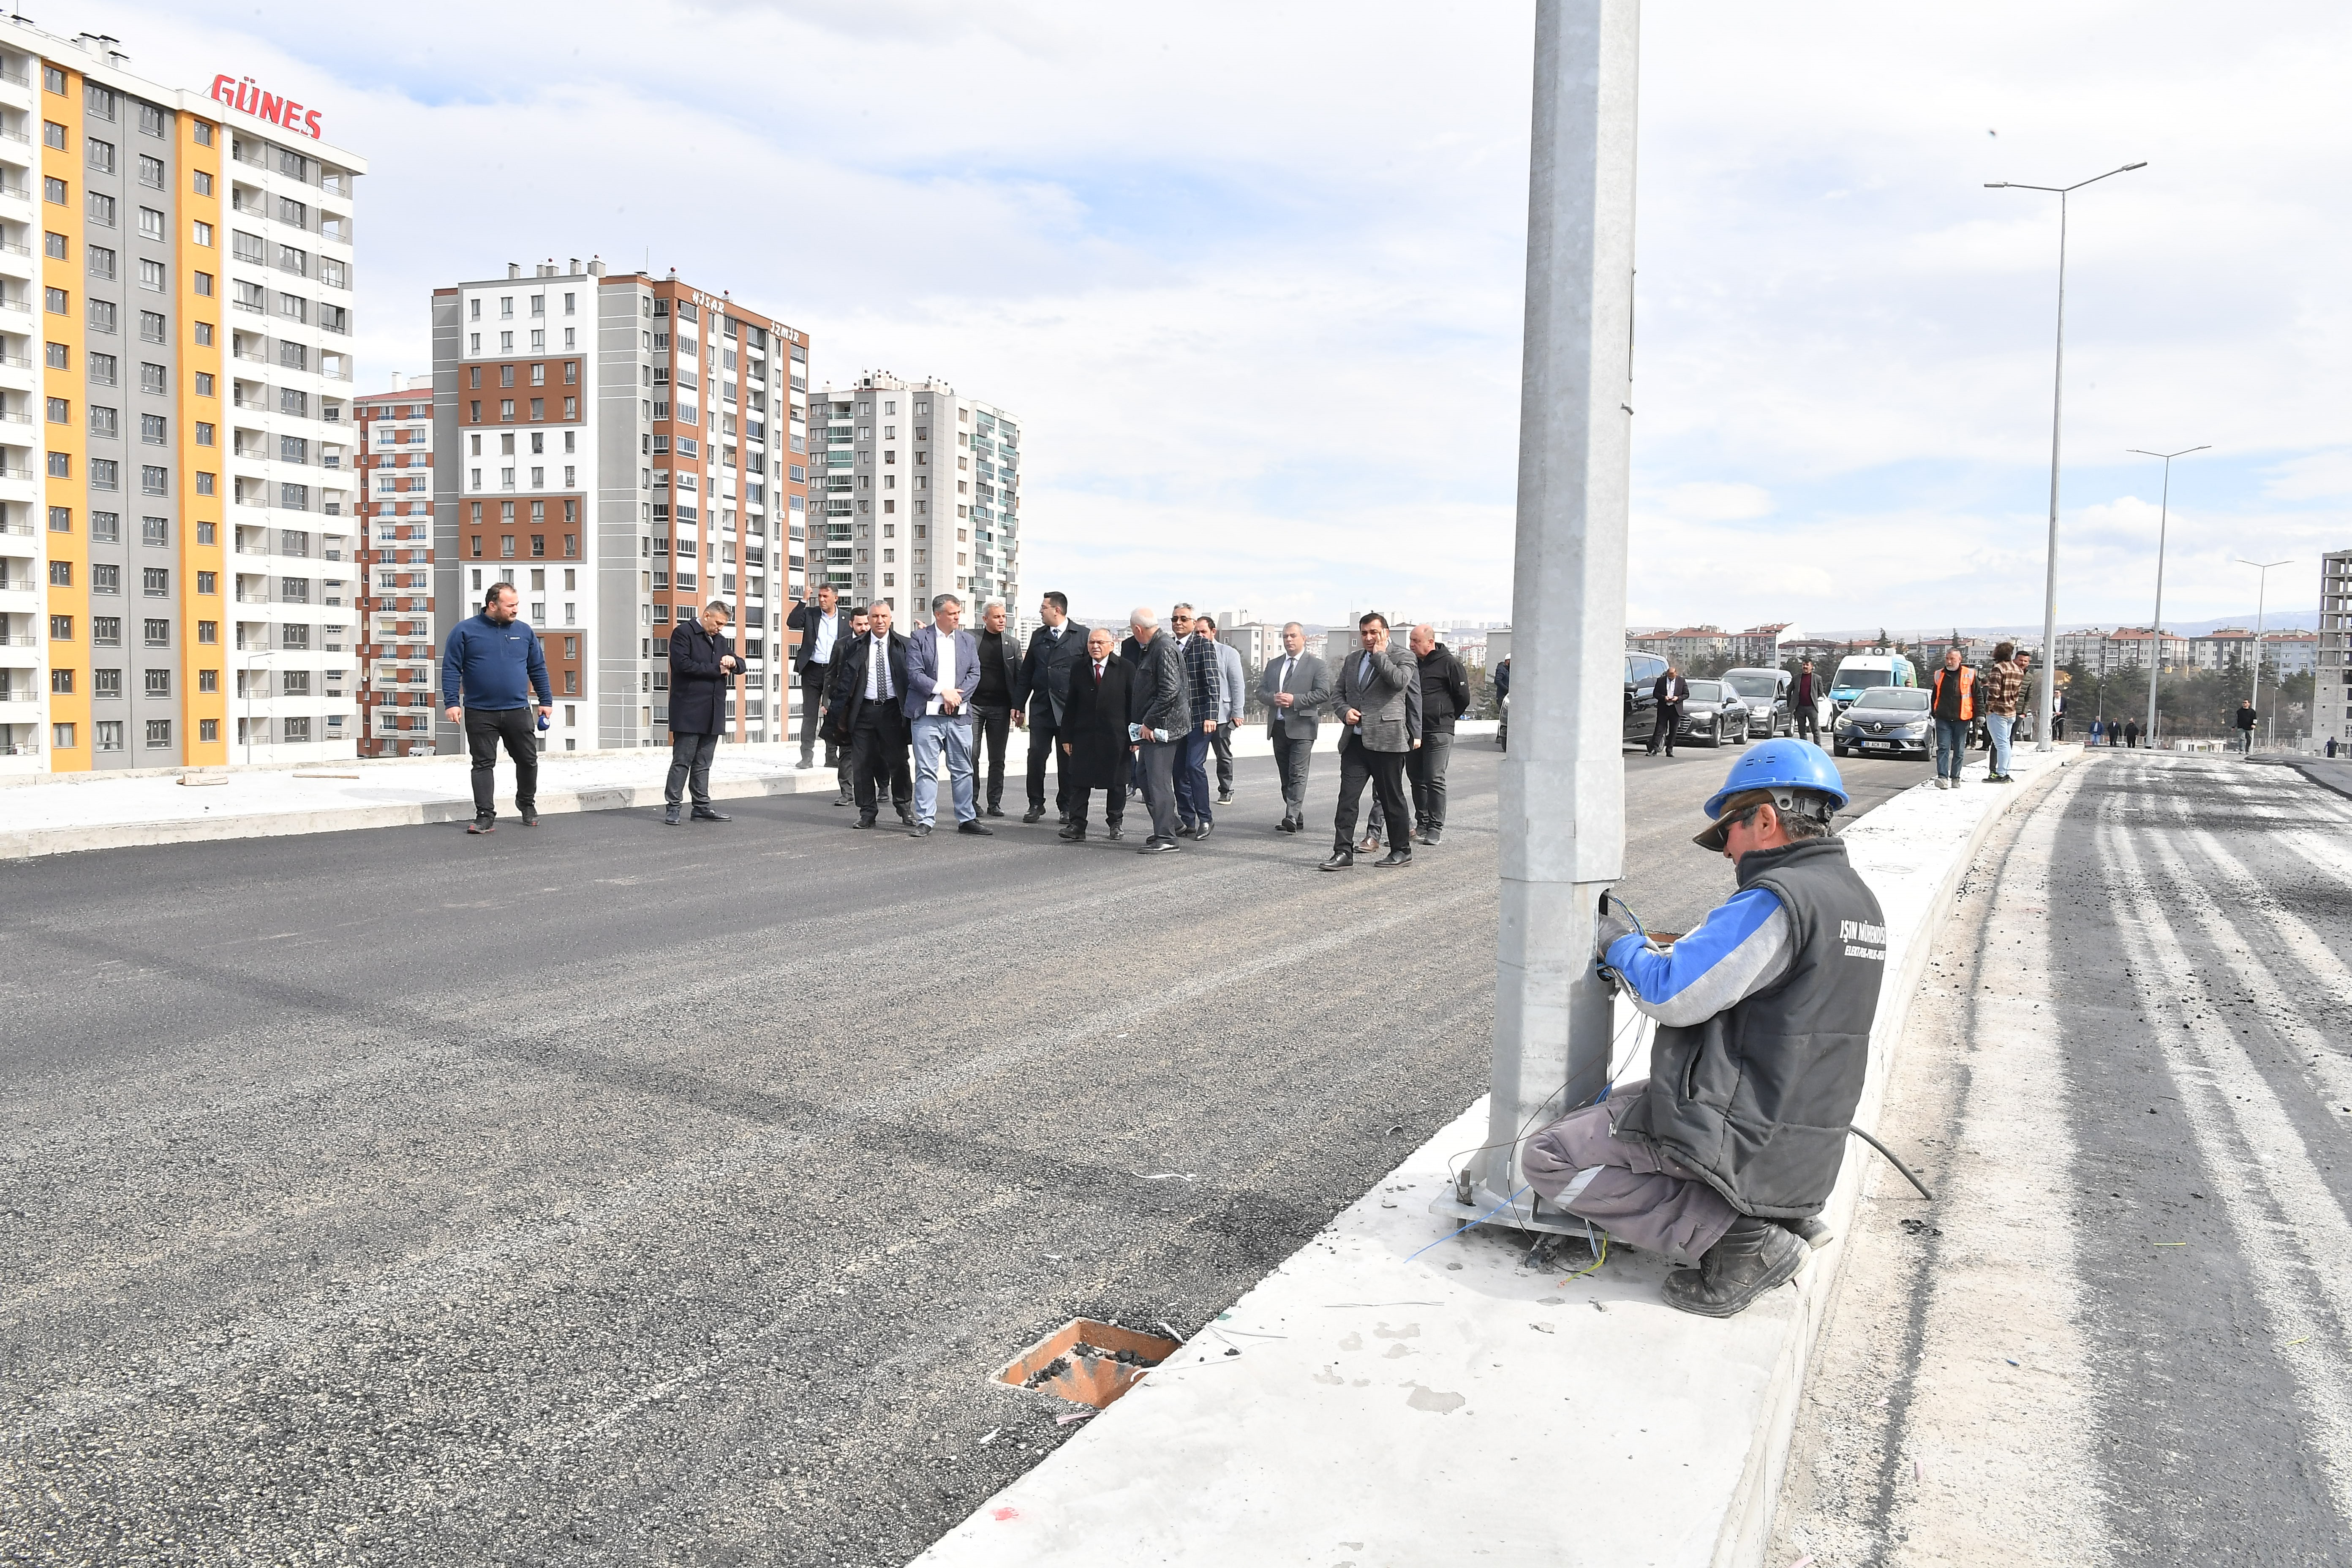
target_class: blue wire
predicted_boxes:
[1407,1185,1532,1264]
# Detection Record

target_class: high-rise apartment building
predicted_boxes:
[432,261,809,751]
[0,23,365,772]
[809,371,1021,634]
[352,376,435,754]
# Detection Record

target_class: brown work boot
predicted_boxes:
[1661,1216,1807,1318]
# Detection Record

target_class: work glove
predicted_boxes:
[1593,904,1641,966]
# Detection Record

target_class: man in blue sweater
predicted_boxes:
[442,582,552,834]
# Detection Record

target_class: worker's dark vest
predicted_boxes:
[1617,836,1886,1219]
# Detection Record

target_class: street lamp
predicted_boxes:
[1987,161,2147,750]
[2237,557,2290,754]
[2127,444,2208,748]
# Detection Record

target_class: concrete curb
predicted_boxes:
[908,746,2085,1568]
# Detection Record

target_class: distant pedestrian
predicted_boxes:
[2088,717,2103,747]
[1058,627,1134,842]
[1649,664,1690,757]
[662,600,741,827]
[2108,721,2121,748]
[785,584,845,771]
[2235,700,2257,756]
[2050,690,2066,742]
[442,581,551,835]
[1123,607,1192,854]
[1979,641,2023,784]
[904,593,988,838]
[1017,591,1089,824]
[1324,611,1417,871]
[1928,646,1974,790]
[1260,621,1330,834]
[2124,718,2141,749]
[1407,623,1470,844]
[2327,736,2338,759]
[969,599,1023,819]
[830,606,872,806]
[1793,660,1821,744]
[1193,615,1246,804]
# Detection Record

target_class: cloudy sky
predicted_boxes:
[83,0,2351,633]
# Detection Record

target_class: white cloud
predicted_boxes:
[72,0,2352,629]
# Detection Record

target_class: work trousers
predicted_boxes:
[1211,721,1235,793]
[1984,713,2014,777]
[1794,702,1819,743]
[1026,708,1070,816]
[1409,730,1455,830]
[1176,726,1215,826]
[1271,726,1314,822]
[1934,716,1969,780]
[795,664,834,763]
[1650,706,1681,756]
[1333,733,1410,853]
[971,704,1013,811]
[1067,780,1126,830]
[1136,737,1182,842]
[665,729,719,806]
[465,705,538,819]
[850,710,911,819]
[911,713,977,827]
[1522,1084,1739,1265]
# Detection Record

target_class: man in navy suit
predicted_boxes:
[904,592,991,839]
[826,600,912,830]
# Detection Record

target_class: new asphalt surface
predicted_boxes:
[2,735,1926,1566]
[1772,752,2352,1567]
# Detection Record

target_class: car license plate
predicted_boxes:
[1864,740,1897,750]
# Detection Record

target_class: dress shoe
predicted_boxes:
[663,804,682,826]
[833,795,853,806]
[467,816,495,835]
[1421,828,1443,845]
[692,806,732,822]
[1189,820,1213,841]
[957,820,994,836]
[1217,791,1234,805]
[1022,807,1046,823]
[1177,819,1198,837]
[985,806,1005,818]
[1319,849,1354,871]
[908,821,933,838]
[854,813,878,829]
[795,755,815,770]
[1355,835,1380,855]
[1138,836,1181,854]
[897,806,916,826]
[1275,817,1298,833]
[1106,824,1126,841]
[1373,848,1413,869]
[521,811,539,827]
[1057,822,1087,841]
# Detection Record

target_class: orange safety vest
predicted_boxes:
[1931,665,1975,722]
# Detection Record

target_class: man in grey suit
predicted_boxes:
[904,593,991,838]
[1123,606,1192,854]
[1260,621,1330,833]
[1195,614,1248,803]
[1323,610,1417,871]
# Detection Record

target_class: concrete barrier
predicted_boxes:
[911,745,2084,1568]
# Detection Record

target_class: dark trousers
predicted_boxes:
[1176,726,1214,825]
[666,730,719,806]
[850,710,911,819]
[1409,730,1455,830]
[1334,733,1410,853]
[795,664,834,762]
[1795,702,1819,742]
[1026,706,1070,815]
[1211,721,1235,793]
[972,704,1013,811]
[465,706,538,819]
[1271,725,1314,822]
[1649,705,1681,755]
[1137,738,1181,842]
[1067,780,1126,829]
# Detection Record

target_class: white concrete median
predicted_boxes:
[912,745,2082,1568]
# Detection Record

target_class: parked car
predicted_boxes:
[1674,679,1752,748]
[1622,651,1667,745]
[1833,687,1933,758]
[1721,667,1792,738]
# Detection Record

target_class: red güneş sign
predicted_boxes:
[210,75,323,141]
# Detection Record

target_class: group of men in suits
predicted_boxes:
[780,591,1456,866]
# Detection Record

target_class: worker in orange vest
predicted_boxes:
[1929,647,1975,791]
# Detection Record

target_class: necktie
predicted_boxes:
[1281,655,1294,689]
[1094,660,1104,685]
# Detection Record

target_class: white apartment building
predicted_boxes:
[432,261,809,751]
[2054,626,2189,675]
[2317,550,2350,754]
[2189,627,2254,672]
[813,370,1021,637]
[353,377,434,754]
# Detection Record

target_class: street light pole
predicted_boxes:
[2238,557,2289,754]
[2128,444,2208,748]
[1987,161,2145,751]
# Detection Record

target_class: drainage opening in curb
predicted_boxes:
[994,1319,1181,1410]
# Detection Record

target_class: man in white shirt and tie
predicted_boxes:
[1018,591,1091,825]
[1259,621,1331,834]
[787,585,844,770]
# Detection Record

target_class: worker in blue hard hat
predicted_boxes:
[1520,738,1888,1317]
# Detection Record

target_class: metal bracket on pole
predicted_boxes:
[1441,0,1640,1236]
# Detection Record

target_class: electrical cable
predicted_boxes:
[1405,1185,1530,1264]
[1846,1124,1936,1200]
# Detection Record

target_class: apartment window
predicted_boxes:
[139,259,165,292]
[143,517,169,547]
[53,722,77,749]
[45,397,68,424]
[321,259,346,289]
[501,535,515,558]
[280,388,308,416]
[135,153,165,191]
[469,366,482,389]
[471,535,482,557]
[321,304,348,335]
[44,286,68,315]
[193,122,212,147]
[89,352,117,385]
[531,534,546,558]
[88,138,117,173]
[44,176,67,205]
[277,295,305,325]
[144,619,170,647]
[193,270,213,297]
[90,300,118,334]
[92,616,120,645]
[92,564,120,595]
[137,310,166,343]
[283,717,311,743]
[530,399,544,421]
[196,522,215,545]
[138,208,164,242]
[499,331,513,353]
[90,405,120,439]
[48,506,71,532]
[51,668,74,694]
[90,458,120,490]
[139,414,168,448]
[563,397,578,420]
[43,120,65,149]
[278,244,308,275]
[86,83,117,121]
[87,192,115,226]
[275,196,307,228]
[279,341,308,371]
[88,245,117,281]
[93,668,122,697]
[195,327,215,352]
[42,230,66,259]
[282,670,311,696]
[141,566,168,599]
[142,466,168,495]
[197,571,216,595]
[49,560,73,587]
[50,615,74,641]
[48,452,70,478]
[500,400,514,422]
[280,436,308,464]
[145,668,171,696]
[199,718,218,743]
[500,365,516,388]
[93,721,128,751]
[91,513,119,542]
[196,422,215,446]
[279,483,310,510]
[196,471,215,496]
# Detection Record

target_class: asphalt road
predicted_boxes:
[1,735,1926,1567]
[1772,752,2352,1567]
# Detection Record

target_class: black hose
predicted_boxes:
[1847,1124,1936,1201]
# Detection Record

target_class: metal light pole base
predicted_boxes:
[1426,1171,1594,1241]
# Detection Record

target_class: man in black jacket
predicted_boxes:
[663,601,740,827]
[1649,663,1690,757]
[1057,626,1133,841]
[1519,740,1884,1318]
[826,600,915,829]
[1122,607,1191,853]
[969,599,1024,819]
[784,585,846,771]
[1018,591,1089,824]
[1406,624,1470,844]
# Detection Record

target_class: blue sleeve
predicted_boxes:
[1605,886,1794,1027]
[528,627,551,705]
[442,621,466,710]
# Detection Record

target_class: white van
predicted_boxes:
[1828,653,1917,717]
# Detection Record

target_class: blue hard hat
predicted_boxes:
[1701,738,1851,821]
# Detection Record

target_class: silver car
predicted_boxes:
[1834,687,1933,758]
